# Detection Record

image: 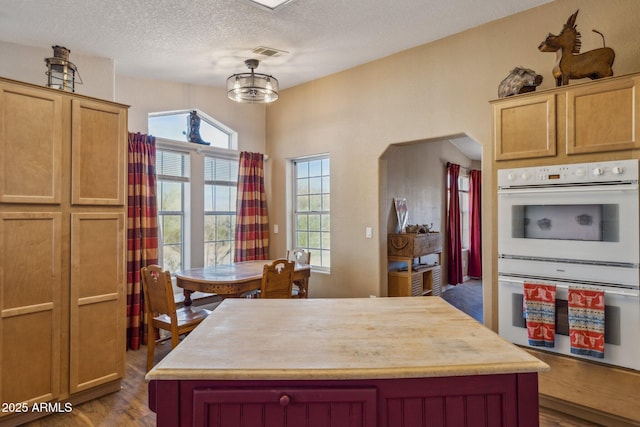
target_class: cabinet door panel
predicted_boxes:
[71,99,126,205]
[69,213,125,393]
[493,93,556,160]
[192,388,376,427]
[383,375,519,427]
[0,213,62,406]
[0,84,62,204]
[566,78,640,154]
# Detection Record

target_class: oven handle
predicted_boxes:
[499,277,639,297]
[498,183,638,194]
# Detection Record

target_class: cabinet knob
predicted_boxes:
[279,394,291,407]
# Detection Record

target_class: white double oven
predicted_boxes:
[497,159,640,371]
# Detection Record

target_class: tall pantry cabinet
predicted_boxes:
[0,77,127,425]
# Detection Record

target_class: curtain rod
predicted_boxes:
[445,162,471,171]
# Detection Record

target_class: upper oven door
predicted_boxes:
[498,183,639,265]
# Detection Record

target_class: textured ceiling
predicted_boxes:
[0,0,552,90]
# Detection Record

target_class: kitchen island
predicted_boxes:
[147,297,548,427]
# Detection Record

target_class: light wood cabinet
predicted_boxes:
[387,233,442,297]
[0,77,127,425]
[565,76,640,154]
[492,93,556,161]
[492,72,640,161]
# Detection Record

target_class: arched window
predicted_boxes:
[149,109,237,149]
[149,110,239,271]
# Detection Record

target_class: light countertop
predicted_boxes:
[146,297,549,381]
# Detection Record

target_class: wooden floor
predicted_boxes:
[19,321,602,427]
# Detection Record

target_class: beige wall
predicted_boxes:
[266,0,640,328]
[0,43,266,153]
[115,75,266,154]
[0,40,115,100]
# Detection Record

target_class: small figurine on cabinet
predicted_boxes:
[497,67,543,98]
[538,9,615,86]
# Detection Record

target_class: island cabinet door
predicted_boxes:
[189,387,377,427]
[379,373,539,427]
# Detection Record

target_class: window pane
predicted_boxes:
[321,214,330,232]
[321,231,331,249]
[297,178,309,195]
[296,214,308,231]
[308,214,321,231]
[322,176,330,193]
[160,181,183,211]
[309,195,322,211]
[320,249,330,268]
[204,215,215,240]
[309,231,321,248]
[308,160,322,177]
[216,215,233,240]
[296,231,308,247]
[163,245,182,272]
[309,177,322,194]
[204,155,238,266]
[297,195,309,211]
[322,194,330,211]
[161,215,183,244]
[150,111,234,149]
[296,162,309,178]
[293,156,330,270]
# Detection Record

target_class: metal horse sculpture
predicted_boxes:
[538,10,615,86]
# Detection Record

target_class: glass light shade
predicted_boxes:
[45,57,78,92]
[227,59,279,103]
[227,72,279,103]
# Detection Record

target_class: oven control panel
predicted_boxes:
[498,159,638,188]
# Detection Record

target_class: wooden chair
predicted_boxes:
[141,265,212,371]
[260,259,295,299]
[286,248,311,298]
[287,248,311,265]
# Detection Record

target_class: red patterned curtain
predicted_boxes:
[447,163,463,285]
[468,169,482,278]
[234,152,269,261]
[126,132,158,350]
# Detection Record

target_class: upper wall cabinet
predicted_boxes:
[565,76,640,154]
[71,99,126,205]
[492,93,556,160]
[0,83,63,204]
[492,73,640,161]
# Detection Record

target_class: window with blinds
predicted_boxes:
[157,149,189,272]
[204,157,238,266]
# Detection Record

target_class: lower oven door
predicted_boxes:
[498,276,640,371]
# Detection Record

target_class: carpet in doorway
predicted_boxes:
[442,280,483,323]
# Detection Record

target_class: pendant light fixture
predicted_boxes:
[227,59,279,104]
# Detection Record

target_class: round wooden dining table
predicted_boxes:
[175,260,311,305]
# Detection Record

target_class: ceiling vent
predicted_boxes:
[252,46,288,58]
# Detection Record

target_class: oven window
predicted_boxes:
[512,293,620,345]
[510,204,619,242]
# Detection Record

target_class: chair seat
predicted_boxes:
[153,306,211,327]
